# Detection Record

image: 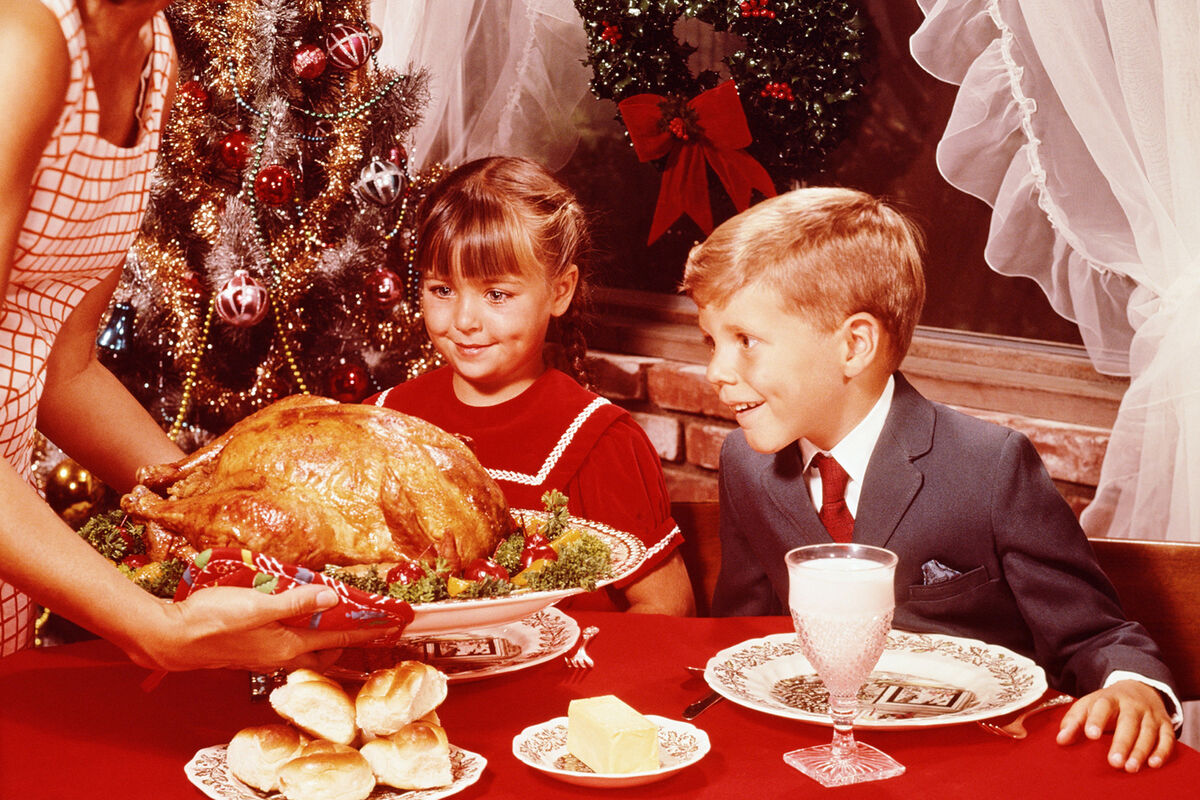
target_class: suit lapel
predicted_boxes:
[854,374,933,549]
[757,442,830,546]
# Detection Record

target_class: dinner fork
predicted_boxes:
[564,625,599,669]
[977,693,1074,739]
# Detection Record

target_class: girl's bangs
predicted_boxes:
[419,206,540,282]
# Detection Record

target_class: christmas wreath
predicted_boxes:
[575,1,871,242]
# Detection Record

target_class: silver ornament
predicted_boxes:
[357,157,406,205]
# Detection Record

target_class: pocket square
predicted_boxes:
[921,559,963,585]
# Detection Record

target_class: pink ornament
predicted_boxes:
[367,266,402,307]
[216,270,269,327]
[292,42,327,80]
[255,164,296,207]
[325,23,372,71]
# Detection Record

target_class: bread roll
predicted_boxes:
[276,740,375,800]
[355,662,448,737]
[270,669,358,745]
[227,723,309,792]
[360,721,453,790]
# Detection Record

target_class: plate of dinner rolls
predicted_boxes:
[185,662,485,800]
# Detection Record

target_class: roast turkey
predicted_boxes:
[121,395,514,571]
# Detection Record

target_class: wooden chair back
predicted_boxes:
[672,500,723,616]
[1089,537,1200,702]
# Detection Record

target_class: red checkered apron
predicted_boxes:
[0,0,173,656]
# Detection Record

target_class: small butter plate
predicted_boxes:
[511,715,710,788]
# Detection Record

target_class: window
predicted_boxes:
[557,3,1083,345]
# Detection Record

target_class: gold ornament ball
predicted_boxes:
[45,458,103,516]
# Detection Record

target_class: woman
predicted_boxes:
[0,0,383,669]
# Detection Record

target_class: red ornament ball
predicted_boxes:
[367,266,403,307]
[180,270,205,294]
[254,164,296,207]
[216,270,269,327]
[365,21,384,53]
[292,42,327,80]
[328,358,370,403]
[216,129,251,171]
[178,79,210,110]
[325,23,372,71]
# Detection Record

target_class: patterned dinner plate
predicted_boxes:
[511,715,710,788]
[328,607,580,683]
[704,630,1047,729]
[185,743,485,800]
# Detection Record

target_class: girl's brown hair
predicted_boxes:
[415,156,593,385]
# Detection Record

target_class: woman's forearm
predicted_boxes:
[0,460,170,655]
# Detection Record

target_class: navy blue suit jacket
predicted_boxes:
[713,373,1175,697]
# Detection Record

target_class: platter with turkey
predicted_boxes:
[89,396,647,649]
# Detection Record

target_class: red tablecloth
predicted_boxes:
[1,611,1196,799]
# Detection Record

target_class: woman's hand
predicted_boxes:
[124,584,398,672]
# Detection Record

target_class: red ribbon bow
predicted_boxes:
[618,80,777,244]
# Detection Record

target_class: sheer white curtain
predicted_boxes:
[911,0,1200,542]
[369,0,592,172]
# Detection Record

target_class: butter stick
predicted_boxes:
[566,695,659,774]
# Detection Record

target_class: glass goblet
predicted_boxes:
[783,543,905,787]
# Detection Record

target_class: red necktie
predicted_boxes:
[811,453,854,542]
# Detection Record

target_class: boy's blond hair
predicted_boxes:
[681,187,926,372]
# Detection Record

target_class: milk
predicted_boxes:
[788,556,894,618]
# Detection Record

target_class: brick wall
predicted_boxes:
[587,350,1110,516]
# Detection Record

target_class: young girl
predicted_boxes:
[368,156,694,615]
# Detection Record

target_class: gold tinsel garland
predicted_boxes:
[135,0,432,434]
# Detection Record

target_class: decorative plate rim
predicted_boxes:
[395,511,646,635]
[185,742,486,800]
[511,713,710,785]
[412,509,646,609]
[704,630,1048,729]
[328,607,580,683]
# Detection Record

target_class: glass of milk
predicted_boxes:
[782,543,905,787]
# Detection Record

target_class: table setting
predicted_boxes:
[5,608,1200,798]
[6,513,1199,799]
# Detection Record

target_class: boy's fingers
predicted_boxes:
[1084,696,1116,740]
[1111,714,1153,771]
[1104,710,1137,768]
[1146,722,1175,769]
[1056,697,1094,744]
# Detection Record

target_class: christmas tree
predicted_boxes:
[99,0,441,446]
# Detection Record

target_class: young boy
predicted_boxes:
[681,187,1179,772]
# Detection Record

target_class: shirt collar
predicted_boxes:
[800,374,895,487]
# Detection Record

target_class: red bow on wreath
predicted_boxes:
[618,80,777,244]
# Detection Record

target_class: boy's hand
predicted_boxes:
[1056,679,1175,772]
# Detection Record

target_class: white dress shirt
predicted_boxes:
[799,376,895,518]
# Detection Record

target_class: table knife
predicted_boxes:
[683,690,724,719]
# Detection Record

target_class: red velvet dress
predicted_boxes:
[368,367,681,611]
